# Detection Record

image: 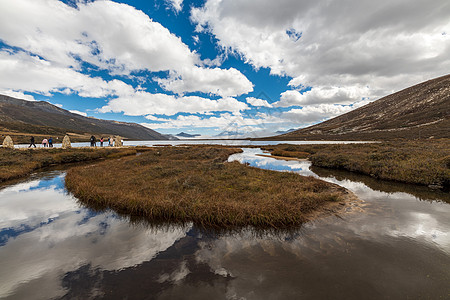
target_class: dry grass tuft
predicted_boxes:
[262,139,450,188]
[0,147,140,182]
[65,146,350,228]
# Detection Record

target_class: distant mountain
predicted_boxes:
[264,74,450,140]
[176,132,201,138]
[162,134,179,140]
[0,94,168,142]
[275,128,296,135]
[215,130,241,137]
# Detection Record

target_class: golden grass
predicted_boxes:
[65,146,350,228]
[0,147,142,182]
[262,139,450,188]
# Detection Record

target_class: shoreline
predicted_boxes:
[261,140,449,189]
[65,146,357,229]
[256,153,309,161]
[0,147,142,183]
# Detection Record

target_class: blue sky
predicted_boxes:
[0,0,449,137]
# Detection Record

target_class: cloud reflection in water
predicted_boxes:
[0,172,191,299]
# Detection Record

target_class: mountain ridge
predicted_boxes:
[262,74,450,140]
[0,94,168,142]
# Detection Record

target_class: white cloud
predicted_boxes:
[246,97,273,107]
[0,0,252,98]
[166,0,183,13]
[0,0,196,72]
[282,105,354,124]
[0,90,35,101]
[0,177,191,299]
[142,100,368,133]
[0,50,250,116]
[191,0,450,105]
[141,111,284,137]
[157,66,253,97]
[281,101,370,124]
[192,35,200,45]
[143,112,242,130]
[69,110,88,117]
[0,50,135,98]
[276,86,371,107]
[100,92,248,116]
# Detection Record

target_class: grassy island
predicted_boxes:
[0,147,140,183]
[262,139,450,188]
[65,146,353,228]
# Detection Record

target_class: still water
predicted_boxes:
[15,139,372,148]
[0,148,449,299]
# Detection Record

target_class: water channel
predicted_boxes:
[1,148,449,299]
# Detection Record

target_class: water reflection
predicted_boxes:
[15,139,372,148]
[229,149,450,253]
[0,149,449,299]
[311,166,450,203]
[0,172,190,299]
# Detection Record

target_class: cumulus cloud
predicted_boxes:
[143,112,247,130]
[191,0,450,104]
[276,86,371,107]
[246,97,273,107]
[166,0,183,13]
[100,93,248,116]
[0,0,252,98]
[69,110,88,117]
[0,50,134,98]
[142,100,369,134]
[0,90,35,101]
[0,0,195,72]
[282,104,358,124]
[0,49,250,115]
[157,66,253,97]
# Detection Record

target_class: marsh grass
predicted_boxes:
[262,139,450,188]
[0,147,142,182]
[65,146,349,229]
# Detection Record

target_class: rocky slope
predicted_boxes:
[0,95,167,142]
[268,74,450,140]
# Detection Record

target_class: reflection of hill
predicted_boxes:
[311,166,450,203]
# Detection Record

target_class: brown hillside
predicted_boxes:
[267,74,450,140]
[0,94,168,143]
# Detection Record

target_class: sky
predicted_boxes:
[0,0,449,138]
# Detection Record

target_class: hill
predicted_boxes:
[176,132,201,138]
[265,74,450,140]
[0,94,168,143]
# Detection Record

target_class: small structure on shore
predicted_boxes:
[2,135,14,149]
[62,135,71,149]
[114,136,123,147]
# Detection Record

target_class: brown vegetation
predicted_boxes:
[0,147,142,182]
[262,139,450,188]
[0,94,168,142]
[65,146,351,228]
[261,74,450,141]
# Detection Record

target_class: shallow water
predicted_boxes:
[15,139,372,148]
[0,148,449,299]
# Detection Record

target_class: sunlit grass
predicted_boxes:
[262,139,450,188]
[0,147,142,182]
[65,146,350,228]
